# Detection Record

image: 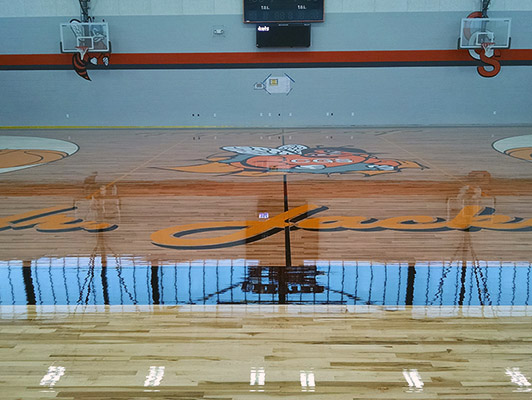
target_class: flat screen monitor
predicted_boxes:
[256,24,311,48]
[244,0,324,23]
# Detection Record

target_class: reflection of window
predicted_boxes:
[300,370,316,392]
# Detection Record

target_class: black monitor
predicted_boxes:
[244,0,324,23]
[256,24,311,48]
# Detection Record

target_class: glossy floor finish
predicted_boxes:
[1,305,532,399]
[1,127,532,398]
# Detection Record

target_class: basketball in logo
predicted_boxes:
[0,136,79,174]
[492,135,532,162]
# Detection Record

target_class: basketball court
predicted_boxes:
[1,126,532,398]
[2,0,532,397]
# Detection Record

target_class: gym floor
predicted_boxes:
[1,126,531,398]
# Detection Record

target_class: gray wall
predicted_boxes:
[1,11,531,127]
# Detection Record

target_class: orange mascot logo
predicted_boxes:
[158,144,425,177]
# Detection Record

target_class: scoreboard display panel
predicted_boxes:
[256,24,311,47]
[244,0,324,23]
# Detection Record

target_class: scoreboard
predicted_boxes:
[256,24,311,47]
[243,0,324,23]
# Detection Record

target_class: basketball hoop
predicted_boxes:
[75,46,89,59]
[481,41,495,57]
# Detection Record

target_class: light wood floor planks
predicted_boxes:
[1,306,532,399]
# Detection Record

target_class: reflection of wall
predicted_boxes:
[1,259,530,307]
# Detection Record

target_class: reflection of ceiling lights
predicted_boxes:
[506,367,532,392]
[250,367,265,392]
[300,370,315,392]
[40,366,66,387]
[144,366,165,387]
[403,369,424,392]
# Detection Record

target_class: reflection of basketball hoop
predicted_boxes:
[481,41,495,57]
[76,46,89,59]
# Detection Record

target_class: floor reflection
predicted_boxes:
[0,258,530,306]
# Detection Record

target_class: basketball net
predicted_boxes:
[76,46,89,59]
[481,42,495,58]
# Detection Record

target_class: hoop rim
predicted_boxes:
[481,41,496,58]
[481,41,496,48]
[75,45,89,58]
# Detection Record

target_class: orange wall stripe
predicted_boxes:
[0,54,70,66]
[1,49,532,67]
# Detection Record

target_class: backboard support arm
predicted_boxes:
[481,0,491,17]
[79,0,90,22]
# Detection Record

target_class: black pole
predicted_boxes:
[458,263,467,306]
[283,176,292,268]
[151,263,160,305]
[22,260,36,305]
[405,262,416,305]
[277,267,287,304]
[101,256,109,305]
[481,0,491,17]
[80,0,90,22]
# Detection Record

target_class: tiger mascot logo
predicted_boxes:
[158,144,426,177]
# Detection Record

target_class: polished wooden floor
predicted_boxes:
[1,127,532,398]
[1,127,532,264]
[1,305,532,399]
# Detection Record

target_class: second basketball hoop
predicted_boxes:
[459,17,511,56]
[459,16,511,77]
